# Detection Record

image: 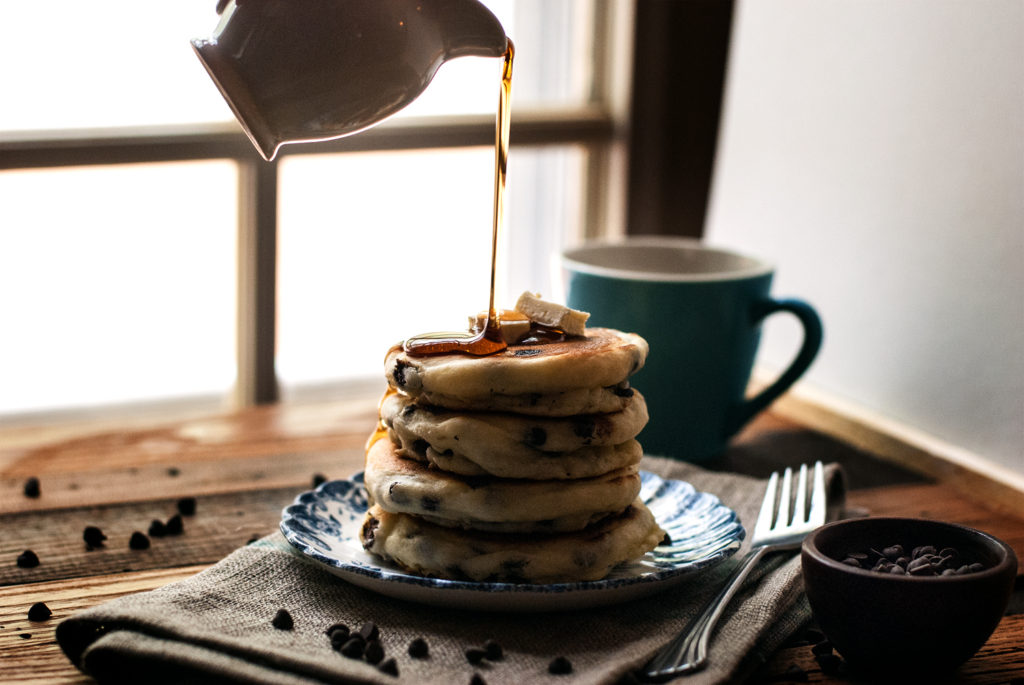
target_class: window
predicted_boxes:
[0,1,633,419]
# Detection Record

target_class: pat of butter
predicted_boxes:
[514,292,589,336]
[468,310,532,344]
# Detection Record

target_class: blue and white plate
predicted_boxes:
[280,471,744,612]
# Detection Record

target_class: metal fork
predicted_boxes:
[644,461,827,680]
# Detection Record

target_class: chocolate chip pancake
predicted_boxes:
[360,499,665,583]
[384,327,648,416]
[364,438,641,533]
[401,436,643,480]
[381,390,648,479]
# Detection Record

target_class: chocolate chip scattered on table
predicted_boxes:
[16,550,40,568]
[23,477,41,498]
[27,602,52,622]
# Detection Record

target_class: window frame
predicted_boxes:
[0,1,633,411]
[0,0,734,415]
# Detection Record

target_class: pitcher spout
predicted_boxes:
[436,0,508,59]
[192,0,508,161]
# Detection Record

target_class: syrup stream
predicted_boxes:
[403,40,515,356]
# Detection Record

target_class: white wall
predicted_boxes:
[705,0,1024,474]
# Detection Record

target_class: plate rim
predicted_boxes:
[280,470,745,600]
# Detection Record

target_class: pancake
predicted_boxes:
[381,390,648,479]
[410,384,636,417]
[397,435,644,480]
[384,327,648,414]
[360,499,665,583]
[364,437,641,533]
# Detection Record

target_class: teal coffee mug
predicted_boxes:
[562,237,822,462]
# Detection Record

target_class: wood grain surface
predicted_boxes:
[1,393,1021,684]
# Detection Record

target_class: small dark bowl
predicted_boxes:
[801,517,1017,676]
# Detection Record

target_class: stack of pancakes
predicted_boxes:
[359,325,665,584]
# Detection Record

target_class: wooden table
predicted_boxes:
[2,394,1021,683]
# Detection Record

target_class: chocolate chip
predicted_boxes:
[27,602,51,622]
[359,621,380,642]
[271,609,293,630]
[907,557,934,575]
[838,542,987,575]
[16,550,39,568]
[325,623,349,639]
[19,633,31,639]
[311,474,327,488]
[911,545,937,559]
[165,514,184,536]
[361,516,380,549]
[660,532,672,546]
[330,630,351,650]
[465,647,487,665]
[148,520,167,537]
[387,481,408,504]
[176,497,197,516]
[83,526,107,549]
[572,417,596,439]
[548,656,573,675]
[340,637,365,658]
[364,640,385,664]
[408,637,430,658]
[23,477,40,498]
[378,657,399,676]
[167,467,181,477]
[129,532,150,550]
[882,545,904,560]
[524,426,547,447]
[470,674,487,685]
[391,359,410,388]
[611,384,634,398]
[483,639,503,661]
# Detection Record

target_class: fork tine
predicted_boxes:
[793,463,808,523]
[753,470,779,538]
[776,467,793,528]
[808,460,827,526]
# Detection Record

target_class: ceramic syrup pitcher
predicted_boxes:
[193,0,508,160]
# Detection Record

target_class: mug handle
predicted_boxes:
[728,298,823,434]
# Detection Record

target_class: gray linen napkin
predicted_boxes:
[57,457,845,685]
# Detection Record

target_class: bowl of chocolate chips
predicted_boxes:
[801,516,1017,676]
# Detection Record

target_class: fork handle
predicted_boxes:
[644,546,768,680]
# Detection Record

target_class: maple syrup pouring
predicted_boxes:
[404,40,515,357]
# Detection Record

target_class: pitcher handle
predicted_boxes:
[728,298,823,433]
